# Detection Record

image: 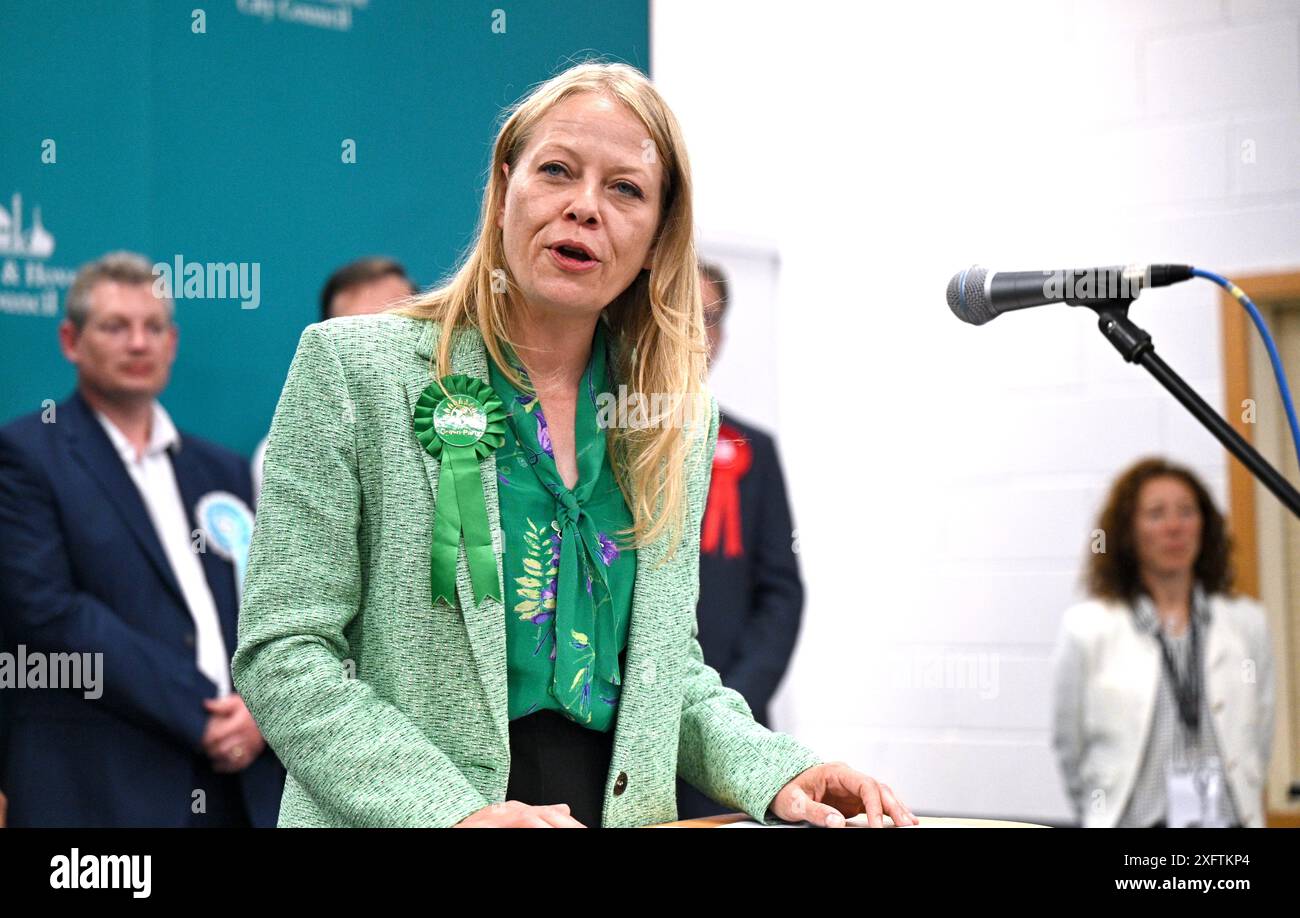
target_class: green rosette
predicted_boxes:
[412,374,507,608]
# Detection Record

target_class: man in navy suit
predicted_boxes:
[0,251,284,827]
[0,624,7,827]
[677,261,805,820]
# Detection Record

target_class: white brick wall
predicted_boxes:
[1146,23,1299,116]
[654,0,1300,824]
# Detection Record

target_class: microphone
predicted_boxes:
[947,264,1193,325]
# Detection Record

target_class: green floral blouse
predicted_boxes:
[487,318,636,732]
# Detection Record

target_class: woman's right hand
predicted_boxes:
[453,801,587,827]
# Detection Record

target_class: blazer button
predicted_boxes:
[1213,700,1225,713]
[183,633,196,648]
[613,771,628,795]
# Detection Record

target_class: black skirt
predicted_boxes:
[506,709,615,827]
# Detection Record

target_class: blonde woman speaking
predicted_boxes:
[234,61,915,828]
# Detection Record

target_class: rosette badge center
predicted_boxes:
[433,395,489,446]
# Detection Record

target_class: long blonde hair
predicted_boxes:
[396,60,707,560]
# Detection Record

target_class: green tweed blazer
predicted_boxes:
[233,313,823,827]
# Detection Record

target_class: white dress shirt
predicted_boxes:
[1117,586,1238,826]
[95,402,233,697]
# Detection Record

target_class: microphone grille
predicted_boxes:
[946,266,993,325]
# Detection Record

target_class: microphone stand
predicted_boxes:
[1087,300,1300,518]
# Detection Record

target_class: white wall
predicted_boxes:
[654,0,1300,821]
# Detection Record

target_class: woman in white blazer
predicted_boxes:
[1051,457,1275,827]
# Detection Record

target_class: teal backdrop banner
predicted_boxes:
[0,0,649,456]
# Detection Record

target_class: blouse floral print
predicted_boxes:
[487,318,636,732]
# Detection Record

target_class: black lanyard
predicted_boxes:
[1154,611,1200,737]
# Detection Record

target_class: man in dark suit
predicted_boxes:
[677,261,805,819]
[0,251,284,827]
[0,624,7,827]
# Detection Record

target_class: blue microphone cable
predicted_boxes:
[1193,268,1300,468]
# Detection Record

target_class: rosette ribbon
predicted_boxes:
[701,422,753,558]
[412,374,508,607]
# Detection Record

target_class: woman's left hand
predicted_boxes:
[772,762,917,827]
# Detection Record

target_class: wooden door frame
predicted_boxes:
[1219,270,1300,825]
[1220,271,1300,597]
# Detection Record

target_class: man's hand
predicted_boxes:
[202,694,266,774]
[454,801,586,828]
[772,762,917,827]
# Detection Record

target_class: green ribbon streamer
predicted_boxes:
[551,493,620,703]
[413,374,507,608]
